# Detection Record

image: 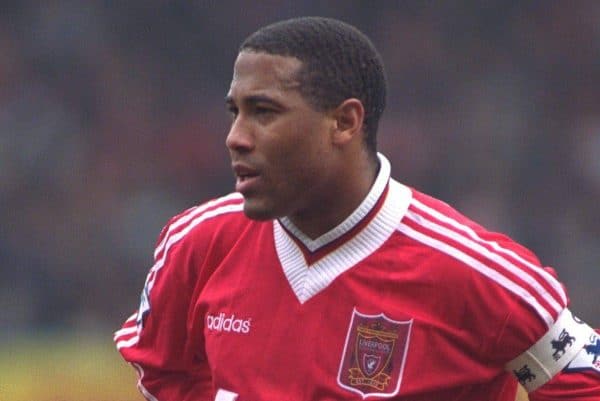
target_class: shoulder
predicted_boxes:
[156,192,251,257]
[396,186,567,326]
[400,187,542,266]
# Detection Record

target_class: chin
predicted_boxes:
[242,199,278,221]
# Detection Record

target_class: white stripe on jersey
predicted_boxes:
[124,312,138,323]
[113,312,140,345]
[114,196,244,350]
[132,363,161,401]
[114,326,137,340]
[146,201,244,295]
[411,198,567,306]
[154,193,243,260]
[116,335,140,350]
[404,209,564,315]
[398,221,556,327]
[398,200,567,328]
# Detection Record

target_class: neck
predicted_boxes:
[287,153,380,239]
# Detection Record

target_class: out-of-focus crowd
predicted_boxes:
[1,1,598,335]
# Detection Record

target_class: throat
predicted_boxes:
[287,187,364,240]
[285,153,381,240]
[287,208,343,240]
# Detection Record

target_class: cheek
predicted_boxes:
[280,133,326,173]
[280,135,330,188]
[288,118,330,155]
[262,116,331,181]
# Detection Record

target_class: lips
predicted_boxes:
[232,163,261,194]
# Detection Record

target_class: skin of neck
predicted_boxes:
[287,147,379,239]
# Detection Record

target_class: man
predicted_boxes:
[114,17,599,401]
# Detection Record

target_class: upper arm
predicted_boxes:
[114,209,214,400]
[447,231,597,396]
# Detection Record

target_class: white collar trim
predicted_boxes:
[274,155,412,304]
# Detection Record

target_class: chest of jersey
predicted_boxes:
[196,223,516,401]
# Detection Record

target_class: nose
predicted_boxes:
[225,117,254,154]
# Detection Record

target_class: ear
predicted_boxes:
[331,98,365,146]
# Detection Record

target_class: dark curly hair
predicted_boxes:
[240,17,387,154]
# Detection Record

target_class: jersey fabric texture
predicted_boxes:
[114,154,599,401]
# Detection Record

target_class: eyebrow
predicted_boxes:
[224,94,283,108]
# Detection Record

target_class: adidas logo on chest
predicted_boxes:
[206,312,252,334]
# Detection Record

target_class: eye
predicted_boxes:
[254,105,274,115]
[227,105,239,119]
[253,104,281,122]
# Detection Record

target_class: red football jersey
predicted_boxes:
[115,155,599,401]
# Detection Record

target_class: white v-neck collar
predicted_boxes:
[273,154,412,304]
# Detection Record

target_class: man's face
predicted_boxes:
[225,51,336,221]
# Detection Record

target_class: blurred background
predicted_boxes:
[1,1,598,400]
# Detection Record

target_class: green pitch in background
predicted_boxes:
[0,334,138,401]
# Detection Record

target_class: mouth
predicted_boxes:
[236,172,257,182]
[232,163,261,194]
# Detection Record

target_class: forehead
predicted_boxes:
[228,51,302,98]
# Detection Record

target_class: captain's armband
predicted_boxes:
[505,308,595,392]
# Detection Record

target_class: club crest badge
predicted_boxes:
[337,308,413,399]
